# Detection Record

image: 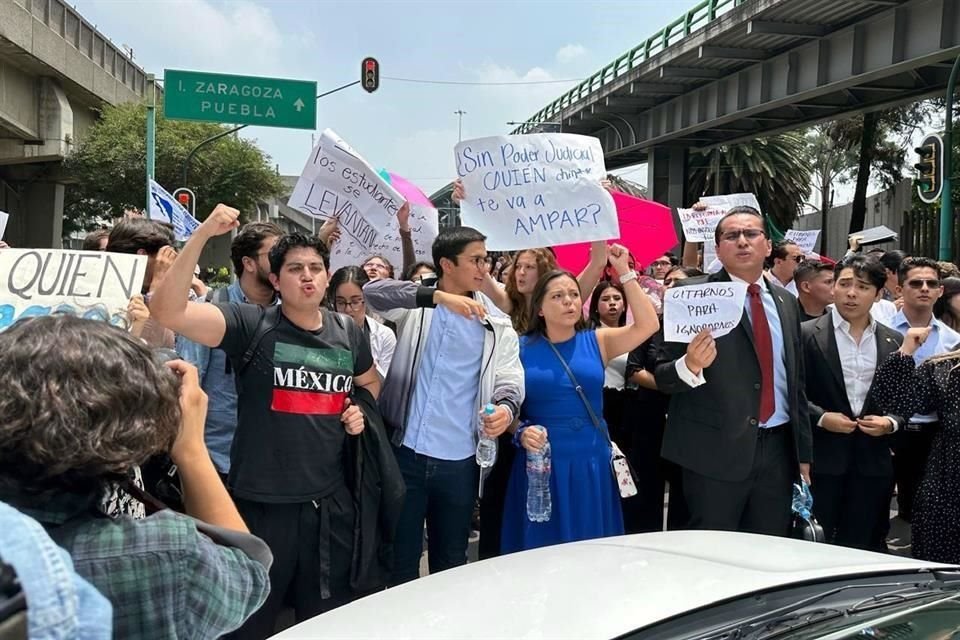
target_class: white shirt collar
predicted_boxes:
[728,272,767,289]
[831,307,876,335]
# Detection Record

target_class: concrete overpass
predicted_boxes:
[512,0,960,210]
[0,0,150,247]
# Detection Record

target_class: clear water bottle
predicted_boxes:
[476,404,497,468]
[526,427,552,522]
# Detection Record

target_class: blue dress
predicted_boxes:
[500,330,624,553]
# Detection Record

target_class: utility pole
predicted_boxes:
[145,73,156,218]
[454,109,467,142]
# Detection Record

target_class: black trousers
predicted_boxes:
[478,433,515,560]
[893,423,938,522]
[812,470,893,552]
[682,426,793,536]
[228,486,356,639]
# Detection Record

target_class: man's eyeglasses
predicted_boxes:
[651,260,672,268]
[461,256,488,268]
[719,229,766,243]
[789,255,805,264]
[335,297,365,310]
[905,279,941,290]
[363,262,389,272]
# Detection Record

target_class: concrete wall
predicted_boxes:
[792,179,913,258]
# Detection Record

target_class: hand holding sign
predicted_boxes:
[664,281,748,343]
[684,330,717,375]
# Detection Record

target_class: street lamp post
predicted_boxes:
[454,110,467,142]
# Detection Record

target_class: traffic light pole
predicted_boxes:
[180,80,361,189]
[941,55,960,261]
[145,74,156,219]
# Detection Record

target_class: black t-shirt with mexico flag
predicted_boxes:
[217,303,374,503]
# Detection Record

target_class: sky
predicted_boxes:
[71,0,694,196]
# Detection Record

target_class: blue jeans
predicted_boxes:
[391,446,478,585]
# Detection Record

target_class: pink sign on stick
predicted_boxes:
[554,191,677,273]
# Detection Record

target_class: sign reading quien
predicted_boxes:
[288,129,432,271]
[454,133,618,250]
[0,249,147,331]
[663,281,748,343]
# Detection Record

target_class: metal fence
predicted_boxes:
[900,205,960,261]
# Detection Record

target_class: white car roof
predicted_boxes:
[272,531,949,640]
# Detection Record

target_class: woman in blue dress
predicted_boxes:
[501,244,660,553]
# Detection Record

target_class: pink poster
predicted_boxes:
[554,191,678,272]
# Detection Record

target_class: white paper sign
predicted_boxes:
[0,210,8,240]
[454,133,617,250]
[0,249,147,331]
[663,281,748,343]
[677,193,761,243]
[149,180,200,241]
[287,129,432,272]
[784,229,820,254]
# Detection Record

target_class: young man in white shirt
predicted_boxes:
[801,255,904,551]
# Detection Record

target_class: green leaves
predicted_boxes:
[63,102,284,238]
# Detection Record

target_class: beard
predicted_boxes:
[255,265,273,289]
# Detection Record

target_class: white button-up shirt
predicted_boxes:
[832,308,877,416]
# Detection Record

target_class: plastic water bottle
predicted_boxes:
[476,404,497,468]
[526,427,552,522]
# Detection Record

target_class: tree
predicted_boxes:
[844,101,938,235]
[804,122,857,255]
[63,102,284,237]
[686,132,812,235]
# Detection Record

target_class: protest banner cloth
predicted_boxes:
[663,281,748,343]
[677,193,761,243]
[149,180,200,241]
[454,133,618,251]
[288,129,432,271]
[784,229,820,254]
[0,210,8,240]
[553,191,677,273]
[0,249,147,331]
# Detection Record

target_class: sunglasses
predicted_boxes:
[719,229,766,243]
[905,279,941,290]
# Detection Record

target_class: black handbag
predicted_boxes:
[790,481,826,542]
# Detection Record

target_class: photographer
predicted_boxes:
[0,315,271,639]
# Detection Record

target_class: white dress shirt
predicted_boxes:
[767,271,799,297]
[365,315,397,379]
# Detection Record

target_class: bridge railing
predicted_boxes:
[513,0,750,134]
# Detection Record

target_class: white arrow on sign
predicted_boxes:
[293,98,305,112]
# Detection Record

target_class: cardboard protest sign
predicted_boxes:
[677,193,761,243]
[454,133,617,250]
[784,229,820,254]
[149,180,200,241]
[663,281,747,343]
[381,172,439,270]
[0,249,147,331]
[553,191,677,273]
[288,129,412,271]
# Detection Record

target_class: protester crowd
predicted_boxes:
[2,182,960,639]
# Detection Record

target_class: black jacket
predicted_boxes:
[801,312,904,477]
[346,386,405,593]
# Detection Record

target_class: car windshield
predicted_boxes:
[789,591,960,639]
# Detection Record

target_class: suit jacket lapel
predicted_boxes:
[813,312,845,392]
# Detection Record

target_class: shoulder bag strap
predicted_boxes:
[545,339,609,445]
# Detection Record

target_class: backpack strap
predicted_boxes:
[237,305,283,376]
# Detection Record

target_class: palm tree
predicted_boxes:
[686,132,812,237]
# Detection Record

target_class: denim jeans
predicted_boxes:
[391,446,478,585]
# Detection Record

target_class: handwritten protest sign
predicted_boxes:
[663,281,747,343]
[677,193,762,243]
[454,133,617,250]
[288,129,421,271]
[784,229,820,254]
[0,249,147,331]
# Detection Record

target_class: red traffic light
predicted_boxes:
[361,57,379,93]
[177,193,190,205]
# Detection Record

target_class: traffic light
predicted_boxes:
[914,133,944,204]
[361,57,379,93]
[172,188,195,216]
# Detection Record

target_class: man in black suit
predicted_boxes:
[655,206,811,536]
[802,255,903,551]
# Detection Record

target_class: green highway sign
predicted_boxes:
[163,69,317,130]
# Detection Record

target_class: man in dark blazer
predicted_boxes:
[655,206,811,536]
[802,255,903,551]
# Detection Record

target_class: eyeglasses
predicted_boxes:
[789,255,805,264]
[363,262,389,272]
[335,297,365,310]
[905,279,941,290]
[460,256,488,269]
[651,260,672,268]
[719,229,766,243]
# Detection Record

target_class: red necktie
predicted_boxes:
[747,283,775,423]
